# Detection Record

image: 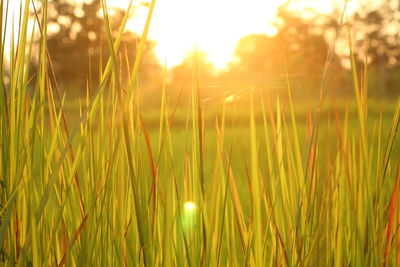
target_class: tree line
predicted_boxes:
[32,0,400,99]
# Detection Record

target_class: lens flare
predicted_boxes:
[184,202,196,212]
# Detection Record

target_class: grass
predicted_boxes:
[2,0,400,266]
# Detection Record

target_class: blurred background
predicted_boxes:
[3,0,400,106]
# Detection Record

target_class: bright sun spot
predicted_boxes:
[184,202,196,212]
[118,0,287,69]
[106,0,358,69]
[3,0,360,69]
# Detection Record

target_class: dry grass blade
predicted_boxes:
[57,215,89,267]
[31,0,86,216]
[383,161,400,267]
[131,102,157,240]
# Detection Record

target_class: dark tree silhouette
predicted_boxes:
[350,2,400,94]
[38,0,160,92]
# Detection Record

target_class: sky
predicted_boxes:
[122,0,286,69]
[3,0,363,69]
[109,0,359,69]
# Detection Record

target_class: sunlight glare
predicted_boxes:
[121,0,285,69]
[184,202,196,212]
[107,0,359,69]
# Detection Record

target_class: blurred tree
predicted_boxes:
[167,51,219,99]
[228,8,339,96]
[351,3,400,94]
[36,0,160,92]
[169,51,215,85]
[273,9,331,72]
[352,7,400,67]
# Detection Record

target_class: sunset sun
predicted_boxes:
[6,0,351,69]
[138,0,284,69]
[108,0,349,69]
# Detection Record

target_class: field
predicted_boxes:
[2,0,400,266]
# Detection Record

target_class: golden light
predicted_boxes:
[3,0,359,69]
[112,0,286,69]
[107,0,358,69]
[184,202,196,212]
